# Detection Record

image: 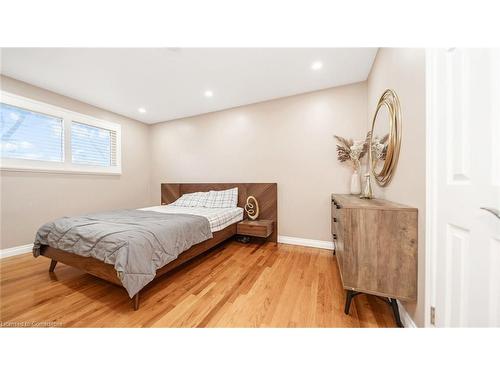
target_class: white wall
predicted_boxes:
[150,82,368,242]
[366,48,427,327]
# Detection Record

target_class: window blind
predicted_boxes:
[71,122,117,167]
[0,103,64,162]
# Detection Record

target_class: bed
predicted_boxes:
[34,183,277,310]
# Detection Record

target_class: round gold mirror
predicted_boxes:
[369,89,402,186]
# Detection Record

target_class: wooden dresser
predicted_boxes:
[331,194,418,326]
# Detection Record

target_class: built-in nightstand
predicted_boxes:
[237,219,274,238]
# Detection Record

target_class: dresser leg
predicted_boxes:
[344,291,361,315]
[389,298,404,327]
[344,291,405,327]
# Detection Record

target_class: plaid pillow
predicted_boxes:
[171,191,210,207]
[203,187,238,208]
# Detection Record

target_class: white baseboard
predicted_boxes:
[0,244,33,259]
[2,238,334,257]
[278,235,334,250]
[398,301,417,328]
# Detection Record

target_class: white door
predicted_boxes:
[428,48,500,327]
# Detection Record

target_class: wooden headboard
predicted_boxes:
[161,183,278,242]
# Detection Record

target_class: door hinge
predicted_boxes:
[430,306,436,325]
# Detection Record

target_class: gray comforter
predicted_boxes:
[33,209,213,297]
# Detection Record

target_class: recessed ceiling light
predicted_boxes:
[138,107,146,113]
[311,61,323,70]
[204,90,213,98]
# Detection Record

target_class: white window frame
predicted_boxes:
[0,91,122,175]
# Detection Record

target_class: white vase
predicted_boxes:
[350,170,361,195]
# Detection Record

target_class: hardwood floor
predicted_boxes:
[0,240,397,327]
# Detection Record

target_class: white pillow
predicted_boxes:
[171,191,210,207]
[203,187,238,208]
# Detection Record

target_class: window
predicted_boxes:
[1,103,64,162]
[71,122,117,167]
[0,91,121,174]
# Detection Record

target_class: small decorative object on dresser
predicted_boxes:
[331,193,417,327]
[360,173,373,199]
[333,132,371,195]
[244,195,260,220]
[350,170,361,195]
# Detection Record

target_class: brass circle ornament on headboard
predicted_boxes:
[244,195,260,220]
[369,89,402,186]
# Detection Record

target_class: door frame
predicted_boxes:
[425,48,440,328]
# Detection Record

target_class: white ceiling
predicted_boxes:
[1,48,377,124]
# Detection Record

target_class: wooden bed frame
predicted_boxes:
[39,183,277,310]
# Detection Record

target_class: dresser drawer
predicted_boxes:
[331,202,338,219]
[331,196,342,217]
[331,219,337,237]
[331,197,341,235]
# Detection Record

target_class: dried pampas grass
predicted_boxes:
[333,131,371,169]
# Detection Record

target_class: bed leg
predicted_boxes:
[133,293,140,311]
[49,260,58,272]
